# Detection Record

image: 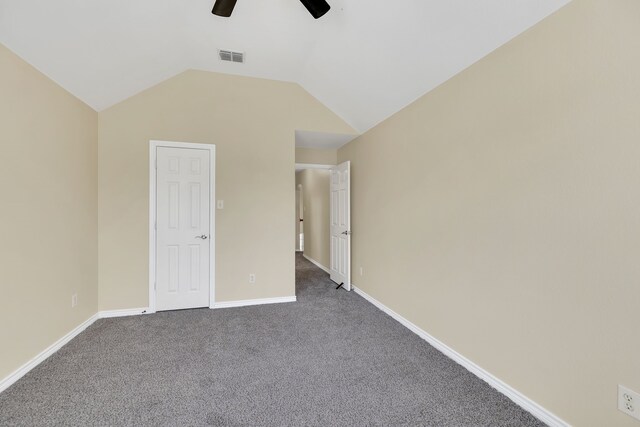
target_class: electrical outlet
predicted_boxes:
[619,385,640,421]
[217,200,224,209]
[71,293,78,308]
[249,274,256,284]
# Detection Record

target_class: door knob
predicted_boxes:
[195,235,208,239]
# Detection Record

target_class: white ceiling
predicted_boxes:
[0,0,569,134]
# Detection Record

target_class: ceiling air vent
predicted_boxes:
[219,50,244,63]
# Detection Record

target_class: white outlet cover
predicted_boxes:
[217,200,224,209]
[619,385,640,421]
[249,274,256,284]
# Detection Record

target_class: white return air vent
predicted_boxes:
[219,50,244,63]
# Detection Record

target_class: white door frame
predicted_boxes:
[149,140,216,313]
[295,163,334,171]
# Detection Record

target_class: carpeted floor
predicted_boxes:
[0,253,544,426]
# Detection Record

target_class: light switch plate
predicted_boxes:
[217,200,224,209]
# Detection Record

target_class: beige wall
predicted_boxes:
[338,1,640,425]
[295,147,337,165]
[98,71,353,308]
[0,44,98,380]
[296,169,331,268]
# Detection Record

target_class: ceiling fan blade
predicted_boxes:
[212,0,238,17]
[299,0,331,19]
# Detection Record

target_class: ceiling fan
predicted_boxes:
[212,0,331,19]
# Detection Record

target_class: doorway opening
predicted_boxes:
[294,162,351,291]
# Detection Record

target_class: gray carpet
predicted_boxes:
[0,253,544,426]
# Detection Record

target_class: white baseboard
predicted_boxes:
[1,295,294,394]
[302,254,331,274]
[98,308,149,318]
[0,307,151,394]
[212,296,296,309]
[352,285,569,427]
[0,313,98,394]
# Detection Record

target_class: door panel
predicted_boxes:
[295,190,301,251]
[330,161,351,290]
[156,147,210,311]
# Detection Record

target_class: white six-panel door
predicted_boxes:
[330,161,351,290]
[156,146,211,311]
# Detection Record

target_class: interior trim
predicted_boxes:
[352,285,569,427]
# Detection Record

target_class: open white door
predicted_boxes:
[330,161,351,290]
[295,189,302,251]
[155,146,211,311]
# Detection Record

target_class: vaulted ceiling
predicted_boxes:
[0,0,569,133]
